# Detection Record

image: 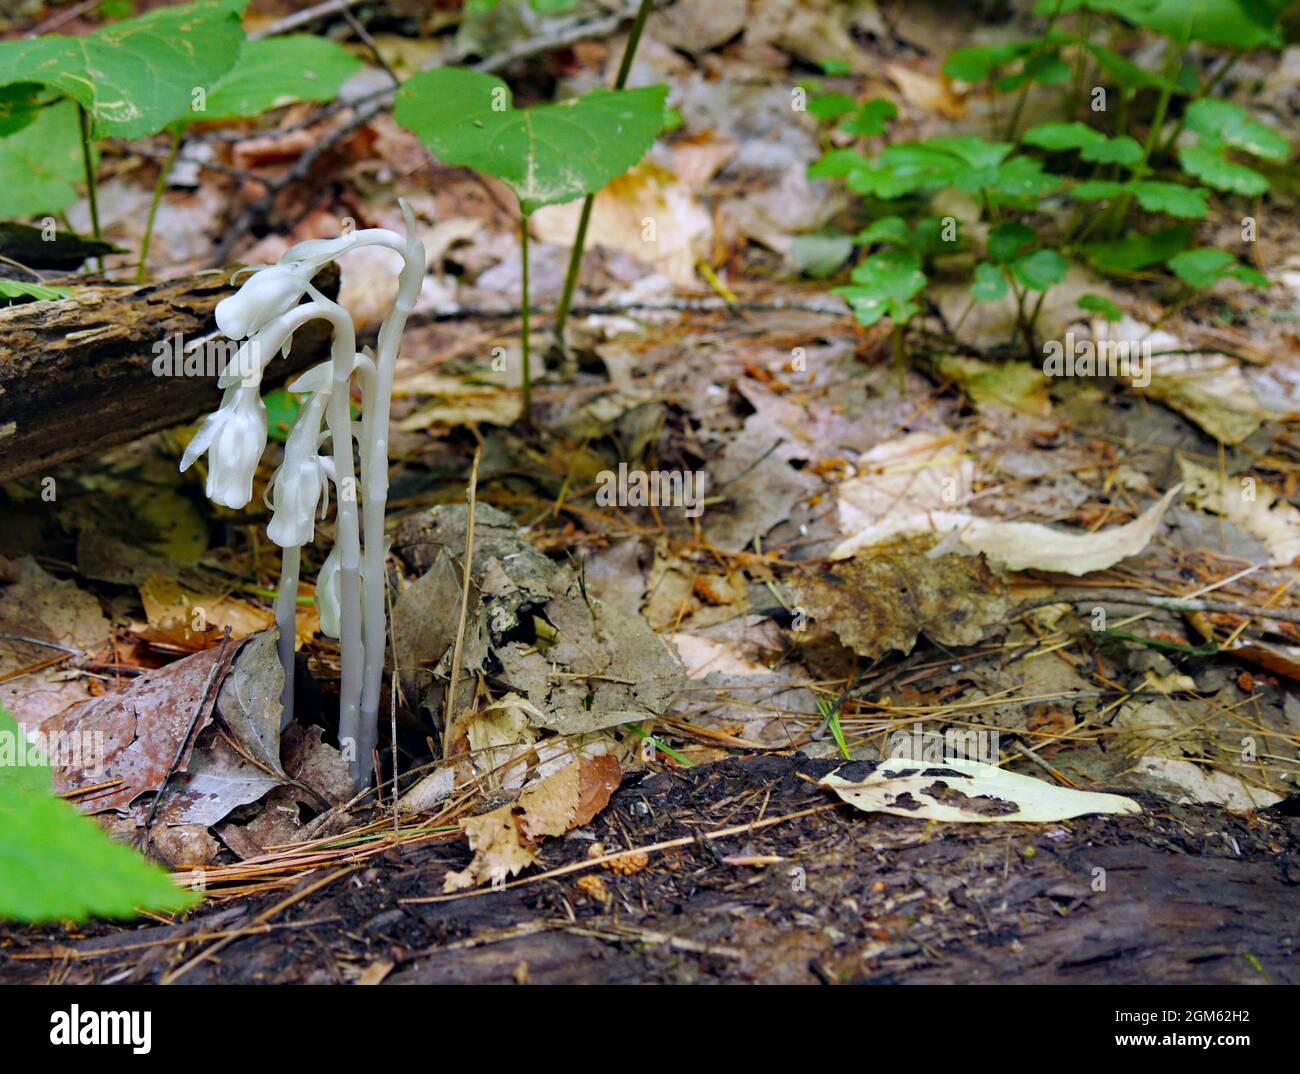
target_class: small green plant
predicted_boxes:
[0,1,358,280]
[393,67,666,421]
[806,0,1285,361]
[0,705,196,923]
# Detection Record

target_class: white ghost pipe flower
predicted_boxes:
[195,202,425,789]
[180,385,268,509]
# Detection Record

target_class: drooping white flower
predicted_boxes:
[266,392,331,548]
[215,264,312,340]
[179,385,268,509]
[315,542,342,639]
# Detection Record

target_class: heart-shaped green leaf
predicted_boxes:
[1129,180,1209,218]
[394,67,666,214]
[971,262,1009,303]
[201,35,361,122]
[1011,248,1068,291]
[0,705,197,923]
[0,0,248,138]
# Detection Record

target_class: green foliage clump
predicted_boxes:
[804,0,1288,356]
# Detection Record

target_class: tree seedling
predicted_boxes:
[393,67,666,421]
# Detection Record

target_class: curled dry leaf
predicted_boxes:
[443,754,621,892]
[821,755,1140,823]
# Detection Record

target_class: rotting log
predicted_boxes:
[0,264,340,483]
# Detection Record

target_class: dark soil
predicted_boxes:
[3,754,1298,985]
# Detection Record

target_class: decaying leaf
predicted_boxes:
[793,539,1010,660]
[1179,458,1300,566]
[0,557,110,732]
[46,640,239,814]
[1127,756,1281,814]
[821,755,1140,823]
[444,754,621,891]
[936,356,1050,416]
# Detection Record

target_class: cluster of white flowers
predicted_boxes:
[183,203,426,787]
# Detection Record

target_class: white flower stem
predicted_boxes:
[275,544,300,732]
[355,203,425,786]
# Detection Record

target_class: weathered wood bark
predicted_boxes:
[0,265,339,482]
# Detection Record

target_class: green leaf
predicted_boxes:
[394,68,666,214]
[0,705,197,923]
[1011,248,1068,291]
[0,0,248,138]
[971,262,1009,303]
[943,42,1033,82]
[807,147,871,180]
[1072,179,1126,199]
[1082,135,1142,165]
[856,215,911,246]
[1168,248,1269,289]
[1085,43,1168,89]
[1022,121,1106,152]
[983,155,1061,201]
[819,58,853,77]
[809,92,857,120]
[927,136,1013,170]
[201,36,361,121]
[1022,123,1142,166]
[1124,0,1282,48]
[838,98,897,138]
[0,99,84,216]
[1083,225,1192,272]
[1079,293,1123,320]
[1129,180,1209,218]
[834,251,926,327]
[0,279,72,302]
[1184,99,1289,161]
[1178,144,1269,196]
[0,83,45,137]
[988,222,1034,263]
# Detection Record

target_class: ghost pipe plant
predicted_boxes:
[182,203,426,788]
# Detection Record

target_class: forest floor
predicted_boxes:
[3,0,1300,985]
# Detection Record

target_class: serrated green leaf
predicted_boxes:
[988,222,1035,263]
[0,0,248,138]
[0,98,83,216]
[1084,225,1192,272]
[983,155,1061,201]
[201,35,361,121]
[927,136,1013,170]
[1079,293,1122,320]
[1184,98,1289,161]
[834,251,925,327]
[838,98,897,138]
[972,262,1009,302]
[1168,248,1269,289]
[1012,248,1068,291]
[0,705,197,923]
[394,68,666,214]
[1130,180,1209,218]
[1178,144,1269,196]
